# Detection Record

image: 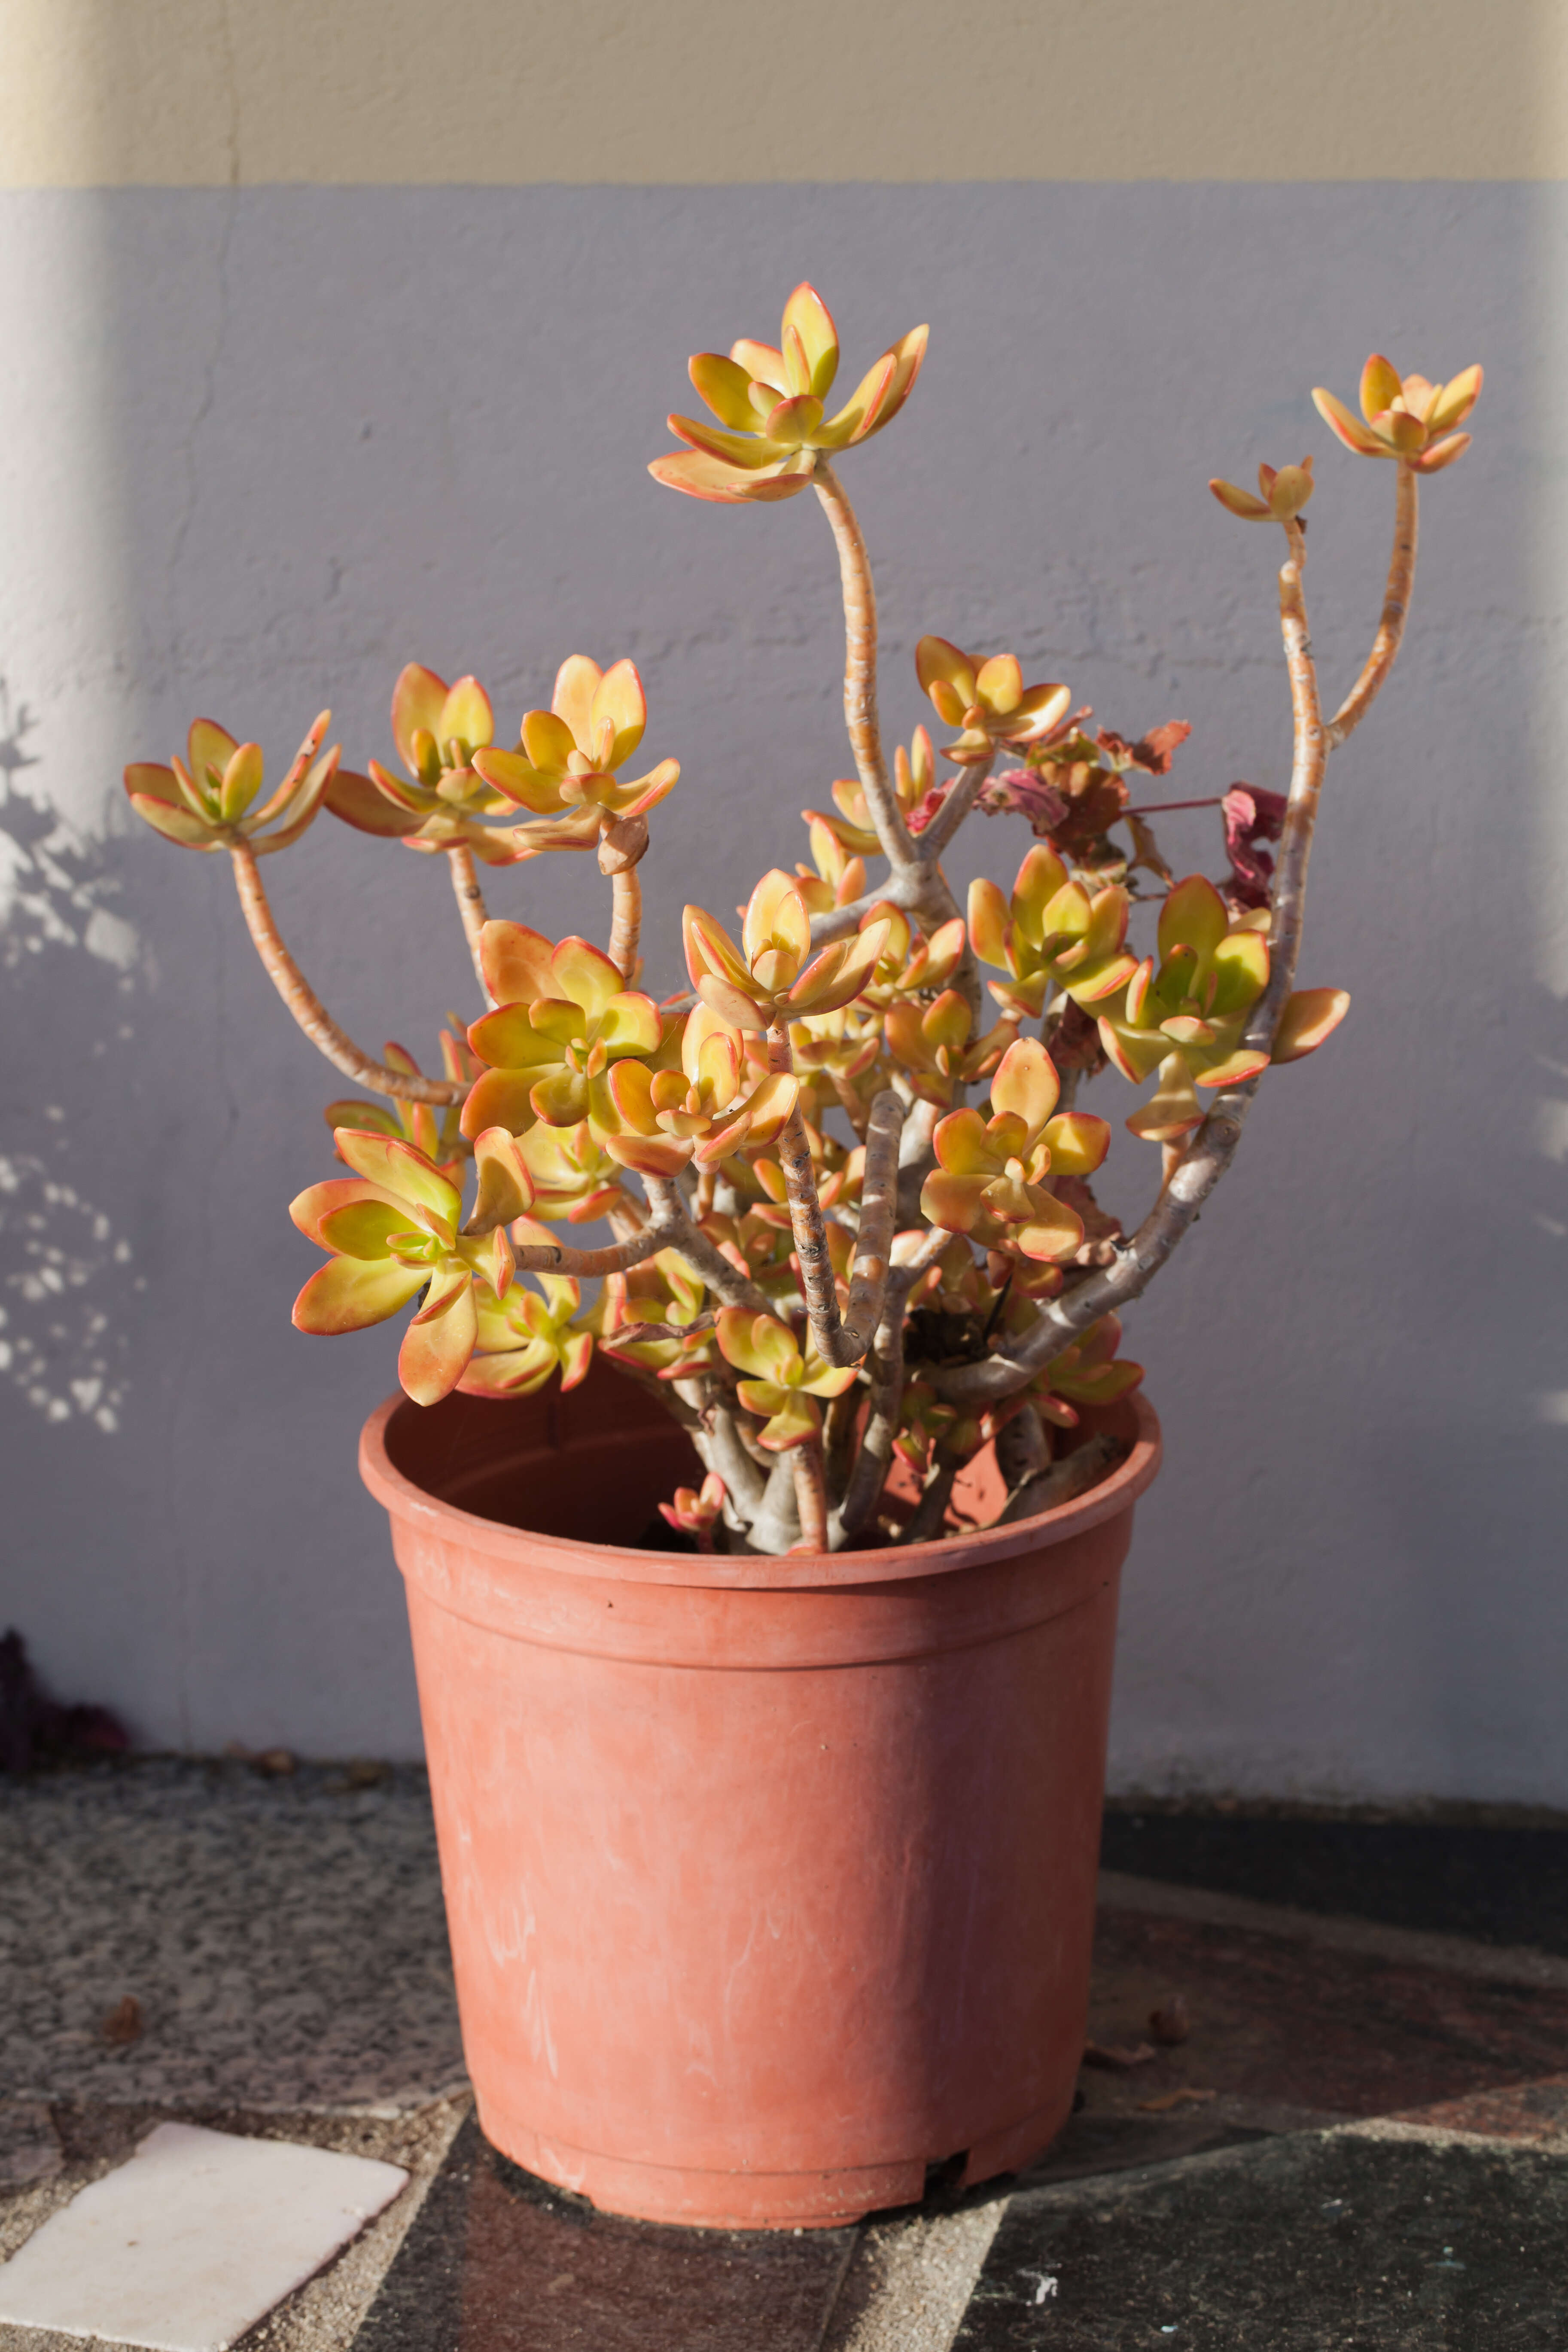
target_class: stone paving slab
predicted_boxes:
[0,2123,408,2350]
[1100,1807,1568,1954]
[1075,1904,1568,2129]
[350,2115,857,2352]
[0,2098,469,2352]
[0,1763,463,2111]
[953,2131,1568,2349]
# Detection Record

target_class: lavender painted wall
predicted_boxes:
[1,184,1562,1797]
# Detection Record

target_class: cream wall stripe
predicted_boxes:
[2,0,1565,187]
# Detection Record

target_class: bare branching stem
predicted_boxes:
[644,1177,773,1315]
[749,1450,804,1554]
[914,759,990,863]
[831,1285,908,1545]
[932,516,1331,1408]
[682,1386,767,1522]
[812,459,918,870]
[996,1432,1125,1524]
[831,1225,951,1546]
[843,1088,904,1349]
[792,1440,830,1553]
[228,840,467,1106]
[1326,461,1418,749]
[1251,517,1327,1039]
[608,870,642,984]
[808,871,928,948]
[447,844,491,999]
[902,1449,960,1545]
[770,1026,903,1368]
[512,1216,686,1278]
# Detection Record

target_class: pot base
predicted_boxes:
[475,2085,1074,2228]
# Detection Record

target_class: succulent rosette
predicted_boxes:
[289,1128,527,1405]
[1097,875,1349,1142]
[920,1039,1110,1264]
[968,845,1139,1021]
[461,923,667,1141]
[125,713,340,855]
[714,1308,858,1450]
[1313,354,1482,475]
[915,640,1073,766]
[472,656,679,855]
[683,871,891,1032]
[321,666,530,865]
[650,283,928,505]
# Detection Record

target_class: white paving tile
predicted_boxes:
[0,2121,408,2351]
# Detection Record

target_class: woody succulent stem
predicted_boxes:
[770,1027,903,1369]
[813,460,918,871]
[228,840,466,1106]
[792,1440,830,1552]
[831,1224,950,1545]
[1326,461,1417,749]
[446,844,491,999]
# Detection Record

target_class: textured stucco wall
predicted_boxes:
[0,143,1563,1791]
[4,0,1566,185]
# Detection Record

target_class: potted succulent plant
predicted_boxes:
[125,291,1480,2227]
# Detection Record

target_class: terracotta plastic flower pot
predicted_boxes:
[359,1358,1160,2230]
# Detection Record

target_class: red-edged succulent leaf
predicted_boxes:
[648,449,815,503]
[333,1129,462,1237]
[919,1170,989,1233]
[463,1128,536,1234]
[1210,478,1271,520]
[1312,387,1385,458]
[1041,1112,1111,1177]
[391,665,449,772]
[1158,874,1229,966]
[472,922,549,1011]
[292,1255,426,1335]
[289,1175,399,1244]
[1011,1193,1085,1264]
[398,1264,478,1405]
[1271,986,1351,1063]
[989,1036,1060,1135]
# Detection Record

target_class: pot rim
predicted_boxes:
[359,1383,1162,1593]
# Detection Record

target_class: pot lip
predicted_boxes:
[358,1386,1162,1592]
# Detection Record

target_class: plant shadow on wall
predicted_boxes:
[0,677,146,1435]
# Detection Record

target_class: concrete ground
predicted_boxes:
[2,1764,1565,2349]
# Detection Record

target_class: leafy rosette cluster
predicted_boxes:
[461,924,668,1140]
[968,844,1139,1021]
[915,640,1072,767]
[460,1223,597,1400]
[683,871,890,1032]
[1313,354,1482,476]
[921,1038,1110,1265]
[594,1251,714,1379]
[472,657,679,856]
[125,714,340,855]
[1209,458,1316,524]
[289,1128,527,1405]
[1097,875,1348,1143]
[714,1309,858,1451]
[606,1004,798,1179]
[323,667,524,863]
[651,283,927,505]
